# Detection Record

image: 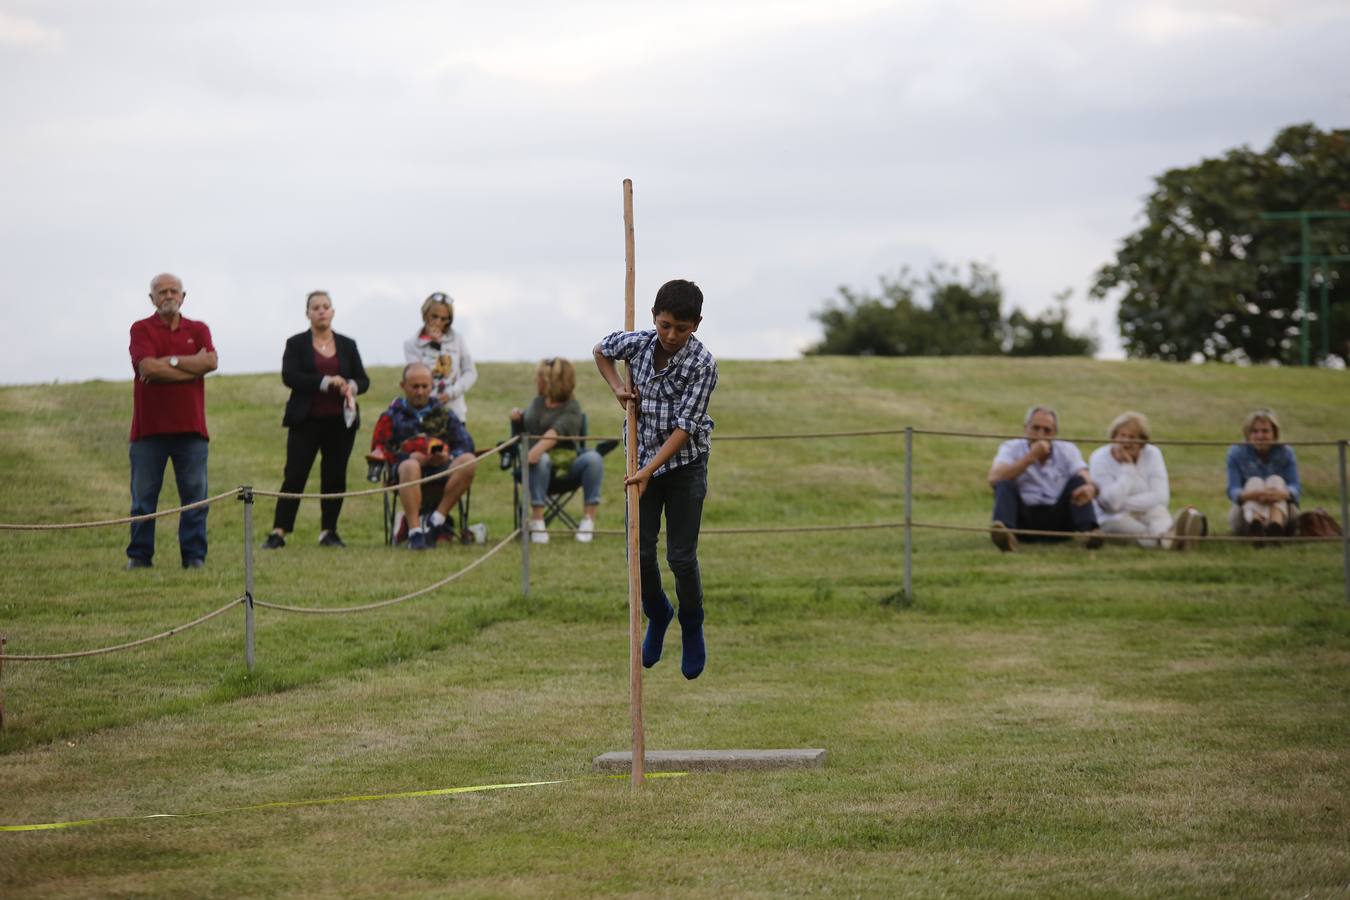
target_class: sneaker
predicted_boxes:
[1171,507,1206,551]
[318,531,346,548]
[262,532,286,550]
[407,530,431,551]
[183,558,205,569]
[1264,518,1286,547]
[576,516,595,543]
[1082,529,1105,551]
[529,519,549,544]
[125,558,152,570]
[990,521,1017,553]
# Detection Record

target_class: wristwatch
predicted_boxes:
[169,356,180,368]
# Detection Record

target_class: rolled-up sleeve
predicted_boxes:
[673,361,717,436]
[599,330,643,361]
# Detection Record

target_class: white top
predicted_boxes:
[1088,443,1170,517]
[403,328,477,423]
[993,438,1088,506]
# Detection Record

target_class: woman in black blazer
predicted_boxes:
[262,291,370,549]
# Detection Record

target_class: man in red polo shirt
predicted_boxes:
[126,273,218,569]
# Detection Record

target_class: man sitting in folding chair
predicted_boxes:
[508,357,617,544]
[368,362,476,550]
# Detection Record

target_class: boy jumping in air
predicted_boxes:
[593,279,718,679]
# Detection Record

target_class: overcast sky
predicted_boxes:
[1,0,1347,384]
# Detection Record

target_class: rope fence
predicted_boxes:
[1,426,1346,680]
[2,597,246,661]
[0,489,241,532]
[253,528,519,614]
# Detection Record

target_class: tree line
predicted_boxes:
[811,124,1349,364]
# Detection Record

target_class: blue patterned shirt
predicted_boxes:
[598,329,718,477]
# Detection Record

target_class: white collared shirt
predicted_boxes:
[993,438,1087,506]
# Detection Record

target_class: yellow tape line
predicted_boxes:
[1,772,688,833]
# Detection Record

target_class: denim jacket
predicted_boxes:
[1226,443,1300,504]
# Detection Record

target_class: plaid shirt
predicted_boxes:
[599,329,717,477]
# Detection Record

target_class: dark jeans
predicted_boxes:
[272,416,357,533]
[638,456,707,625]
[128,434,209,565]
[991,475,1098,542]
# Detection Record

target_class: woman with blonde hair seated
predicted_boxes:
[510,358,606,544]
[1226,408,1300,544]
[1089,411,1206,549]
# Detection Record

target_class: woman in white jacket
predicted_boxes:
[403,291,477,424]
[1089,411,1206,549]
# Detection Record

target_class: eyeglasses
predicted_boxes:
[428,292,452,304]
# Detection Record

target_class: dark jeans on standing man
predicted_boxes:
[127,433,209,565]
[272,415,358,534]
[638,455,708,628]
[991,474,1098,542]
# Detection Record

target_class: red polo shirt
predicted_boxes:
[129,313,215,441]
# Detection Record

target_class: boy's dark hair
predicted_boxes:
[652,279,703,322]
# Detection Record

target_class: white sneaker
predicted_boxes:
[576,516,595,543]
[529,519,549,544]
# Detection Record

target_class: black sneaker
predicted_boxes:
[318,531,347,548]
[990,521,1017,553]
[262,532,286,550]
[125,558,152,570]
[183,558,205,569]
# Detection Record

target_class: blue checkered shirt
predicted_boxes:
[599,329,718,477]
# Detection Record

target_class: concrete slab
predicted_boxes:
[592,748,827,773]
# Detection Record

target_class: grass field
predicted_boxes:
[1,356,1349,897]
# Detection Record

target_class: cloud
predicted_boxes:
[0,11,61,49]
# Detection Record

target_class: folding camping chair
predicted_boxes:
[367,450,473,545]
[501,414,618,531]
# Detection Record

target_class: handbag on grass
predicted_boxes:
[1295,508,1343,538]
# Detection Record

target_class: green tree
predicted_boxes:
[809,262,1095,357]
[1091,123,1350,365]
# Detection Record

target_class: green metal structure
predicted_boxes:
[1259,210,1350,365]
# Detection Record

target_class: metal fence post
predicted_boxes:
[240,486,255,670]
[1339,440,1349,606]
[520,435,531,597]
[904,426,913,601]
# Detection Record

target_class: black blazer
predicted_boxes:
[281,331,370,428]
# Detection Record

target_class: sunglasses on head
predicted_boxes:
[428,292,451,304]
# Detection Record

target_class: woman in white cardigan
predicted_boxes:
[403,291,477,424]
[1089,411,1206,549]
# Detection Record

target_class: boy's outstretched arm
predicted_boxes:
[593,342,640,411]
[626,428,690,496]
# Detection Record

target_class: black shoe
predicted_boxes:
[318,531,346,548]
[183,558,205,569]
[262,532,286,550]
[125,558,152,570]
[990,521,1017,553]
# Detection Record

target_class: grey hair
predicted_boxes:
[1024,405,1058,429]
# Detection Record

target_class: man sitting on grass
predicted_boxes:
[369,363,476,550]
[987,405,1103,552]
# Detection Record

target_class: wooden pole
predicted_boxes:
[623,178,645,789]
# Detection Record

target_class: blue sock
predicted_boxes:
[642,595,674,668]
[679,608,705,680]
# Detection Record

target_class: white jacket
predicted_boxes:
[403,328,477,423]
[1089,442,1170,520]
